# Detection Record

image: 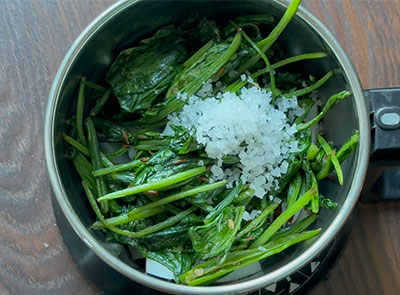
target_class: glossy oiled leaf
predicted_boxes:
[166,42,228,97]
[92,117,132,142]
[140,214,202,251]
[106,25,188,113]
[188,206,245,262]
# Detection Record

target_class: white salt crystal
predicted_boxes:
[280,160,289,174]
[243,210,261,221]
[210,165,224,180]
[162,124,174,136]
[167,86,302,198]
[243,211,252,221]
[176,92,188,100]
[197,80,213,98]
[250,210,261,219]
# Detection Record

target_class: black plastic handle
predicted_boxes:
[362,88,400,202]
[365,88,400,162]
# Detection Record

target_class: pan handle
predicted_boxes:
[362,88,400,202]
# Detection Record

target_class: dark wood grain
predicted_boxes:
[0,1,114,294]
[0,1,399,294]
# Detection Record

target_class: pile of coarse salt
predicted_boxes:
[166,86,304,199]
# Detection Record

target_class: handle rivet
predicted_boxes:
[375,107,400,130]
[380,112,400,126]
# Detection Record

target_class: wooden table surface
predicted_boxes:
[1,0,400,294]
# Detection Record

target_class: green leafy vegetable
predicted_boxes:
[203,182,243,224]
[251,188,317,248]
[189,206,245,262]
[234,0,302,79]
[235,203,278,241]
[181,229,321,285]
[76,77,87,146]
[63,5,359,286]
[144,250,196,282]
[317,135,343,185]
[86,117,109,213]
[106,25,188,113]
[98,167,208,201]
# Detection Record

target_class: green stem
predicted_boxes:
[303,161,320,213]
[235,203,279,241]
[226,52,327,93]
[239,27,278,100]
[92,207,165,228]
[272,52,327,69]
[336,130,359,163]
[287,172,302,208]
[86,118,109,213]
[137,99,187,124]
[317,135,343,185]
[133,139,171,151]
[73,153,96,193]
[63,132,113,167]
[316,154,332,181]
[100,153,114,167]
[233,188,254,205]
[203,181,243,224]
[144,194,182,215]
[97,167,208,202]
[306,143,320,161]
[125,207,197,238]
[105,147,129,159]
[93,159,144,177]
[235,0,302,78]
[85,81,106,92]
[184,40,213,68]
[126,181,227,220]
[289,69,342,97]
[63,133,89,156]
[297,90,352,131]
[84,181,186,238]
[82,181,129,236]
[270,214,317,241]
[108,172,135,184]
[251,188,317,248]
[189,202,214,213]
[185,31,242,95]
[76,77,87,146]
[90,88,112,116]
[181,229,321,286]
